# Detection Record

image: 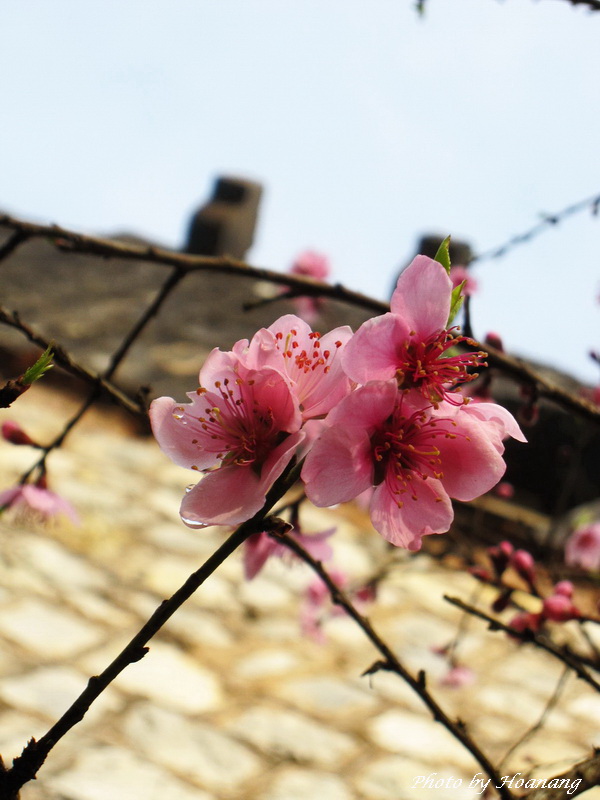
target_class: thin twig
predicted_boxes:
[0,306,146,418]
[0,229,28,262]
[470,341,600,425]
[444,596,600,693]
[0,214,386,314]
[19,267,184,481]
[553,0,600,11]
[498,665,570,768]
[0,461,302,797]
[102,266,184,380]
[522,749,600,800]
[2,213,599,426]
[471,192,600,265]
[271,530,514,800]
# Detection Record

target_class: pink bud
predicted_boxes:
[1,420,37,446]
[509,611,542,635]
[495,481,515,500]
[554,580,574,598]
[487,540,513,576]
[289,250,331,281]
[510,549,536,584]
[543,594,579,623]
[484,332,504,352]
[469,566,493,583]
[440,665,476,688]
[499,540,514,558]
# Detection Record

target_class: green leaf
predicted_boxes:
[434,236,452,275]
[21,346,54,386]
[447,280,466,326]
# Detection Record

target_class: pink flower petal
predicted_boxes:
[259,430,305,493]
[435,415,506,501]
[180,465,265,528]
[244,532,277,580]
[342,314,411,385]
[149,396,218,471]
[390,255,453,337]
[462,400,527,447]
[370,477,453,550]
[326,380,397,430]
[303,426,374,507]
[245,315,352,420]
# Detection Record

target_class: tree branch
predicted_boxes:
[471,192,600,264]
[0,214,386,315]
[0,460,302,797]
[444,596,600,693]
[0,306,147,419]
[523,750,600,800]
[2,213,598,426]
[271,529,515,800]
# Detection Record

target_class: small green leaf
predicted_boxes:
[447,280,466,326]
[434,236,452,275]
[22,346,54,386]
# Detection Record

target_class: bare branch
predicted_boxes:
[552,0,600,11]
[271,529,514,800]
[472,191,600,265]
[0,214,387,315]
[2,213,599,426]
[444,596,600,693]
[0,463,300,796]
[499,666,569,768]
[0,306,147,418]
[523,750,600,800]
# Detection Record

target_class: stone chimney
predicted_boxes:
[184,176,263,259]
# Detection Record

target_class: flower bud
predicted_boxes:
[509,611,542,635]
[1,420,38,446]
[487,540,513,576]
[510,549,536,585]
[495,481,515,500]
[484,332,504,352]
[553,580,574,598]
[542,594,579,623]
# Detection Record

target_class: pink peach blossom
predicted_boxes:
[150,348,304,528]
[565,523,600,572]
[342,255,486,406]
[300,568,374,642]
[302,381,517,550]
[243,525,335,580]
[0,483,79,524]
[440,665,476,688]
[449,265,478,296]
[243,315,352,420]
[288,251,331,322]
[289,250,330,282]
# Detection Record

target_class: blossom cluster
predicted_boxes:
[151,253,525,551]
[471,540,581,634]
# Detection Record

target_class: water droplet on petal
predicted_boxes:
[184,484,196,493]
[180,515,206,529]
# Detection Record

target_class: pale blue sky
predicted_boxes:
[2,1,599,382]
